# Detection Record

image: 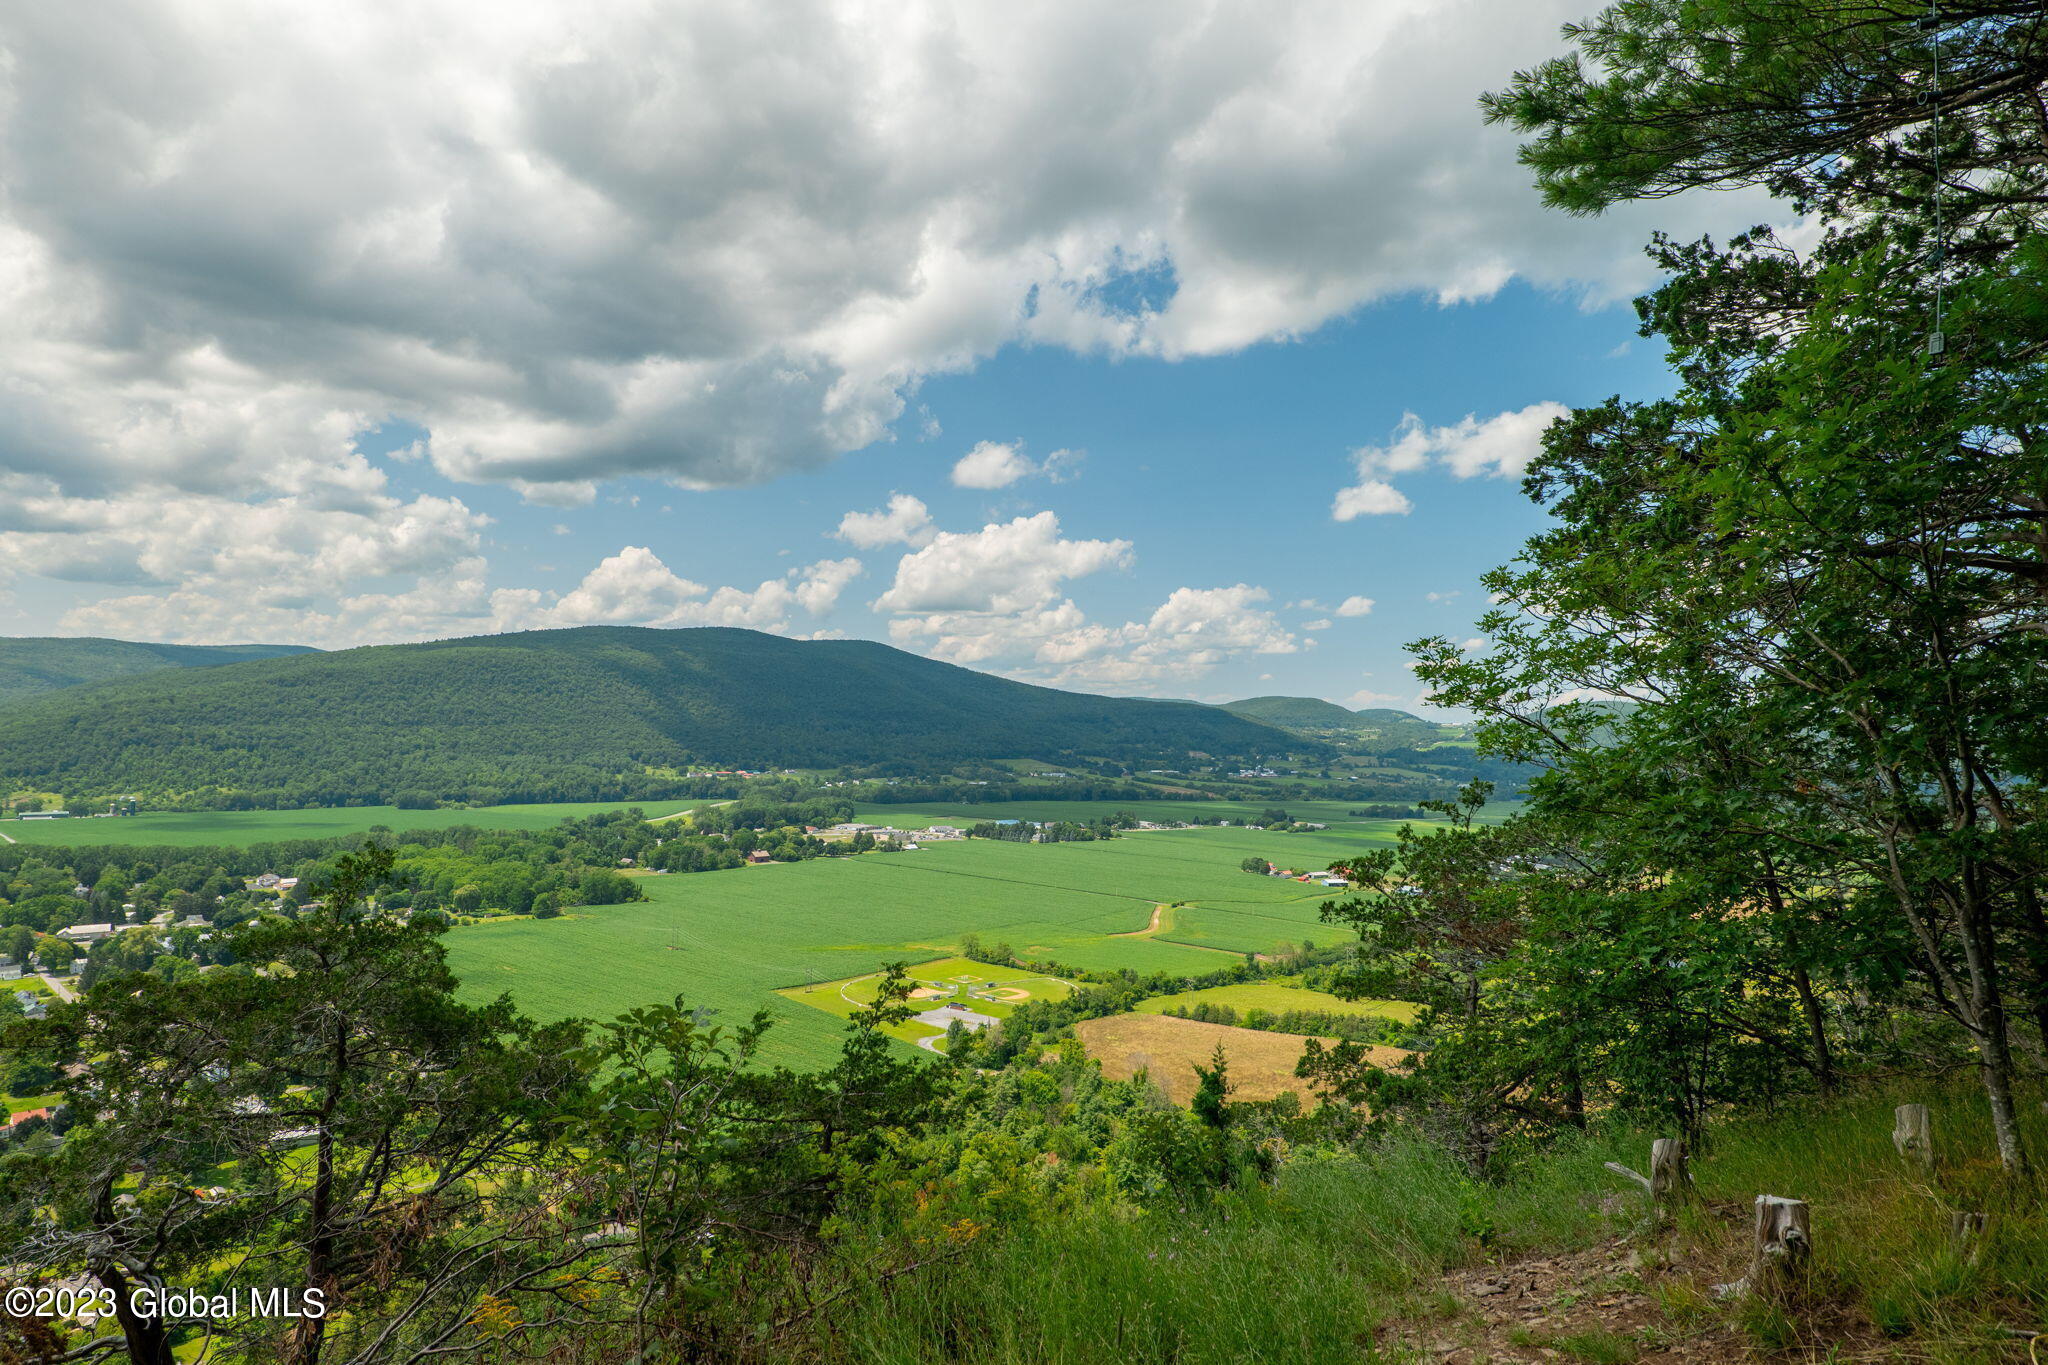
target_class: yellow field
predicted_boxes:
[778,955,1074,1045]
[1074,1012,1410,1107]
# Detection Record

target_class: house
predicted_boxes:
[15,991,45,1019]
[0,959,21,980]
[7,1108,53,1128]
[251,873,283,890]
[57,923,115,944]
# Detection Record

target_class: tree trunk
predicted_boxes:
[91,1259,175,1365]
[1957,900,2032,1178]
[1789,959,1836,1093]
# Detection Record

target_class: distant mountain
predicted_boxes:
[1219,696,1368,729]
[0,637,317,707]
[1218,696,1463,753]
[0,627,1296,807]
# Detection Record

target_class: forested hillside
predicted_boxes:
[0,627,1294,808]
[0,637,315,707]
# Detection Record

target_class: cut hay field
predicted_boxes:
[444,826,1398,1069]
[1074,1013,1410,1107]
[0,800,698,848]
[1131,980,1419,1023]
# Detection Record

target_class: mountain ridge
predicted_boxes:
[0,626,1298,807]
[0,636,318,707]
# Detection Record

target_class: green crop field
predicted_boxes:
[0,800,700,848]
[443,825,1407,1069]
[1132,979,1418,1022]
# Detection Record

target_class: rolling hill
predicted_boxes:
[1218,695,1367,729]
[0,636,317,707]
[0,627,1295,807]
[1221,696,1450,744]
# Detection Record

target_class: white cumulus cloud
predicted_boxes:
[874,512,1131,615]
[1333,402,1569,518]
[836,493,937,549]
[949,441,1082,489]
[1335,595,1375,617]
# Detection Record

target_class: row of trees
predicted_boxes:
[1310,0,2048,1175]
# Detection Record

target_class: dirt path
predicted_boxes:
[1378,1230,1888,1363]
[1111,903,1171,938]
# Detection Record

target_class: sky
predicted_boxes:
[0,0,1777,712]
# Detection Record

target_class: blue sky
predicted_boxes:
[0,0,1764,710]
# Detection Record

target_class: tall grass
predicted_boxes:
[1675,1082,2048,1357]
[802,1082,2046,1363]
[818,1136,1475,1365]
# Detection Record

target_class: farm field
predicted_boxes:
[778,955,1074,1047]
[1075,1013,1413,1107]
[445,826,1398,1068]
[0,800,697,848]
[1131,980,1419,1022]
[1073,1013,1377,1107]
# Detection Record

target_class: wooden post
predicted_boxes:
[1893,1103,1933,1170]
[1716,1195,1810,1300]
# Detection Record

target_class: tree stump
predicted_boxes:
[1603,1138,1690,1234]
[1649,1138,1691,1206]
[1949,1211,1988,1262]
[1893,1103,1933,1170]
[1716,1195,1810,1300]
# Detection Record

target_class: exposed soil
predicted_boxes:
[1110,903,1171,937]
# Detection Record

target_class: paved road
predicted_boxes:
[37,973,77,1003]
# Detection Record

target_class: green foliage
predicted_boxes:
[0,626,1295,808]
